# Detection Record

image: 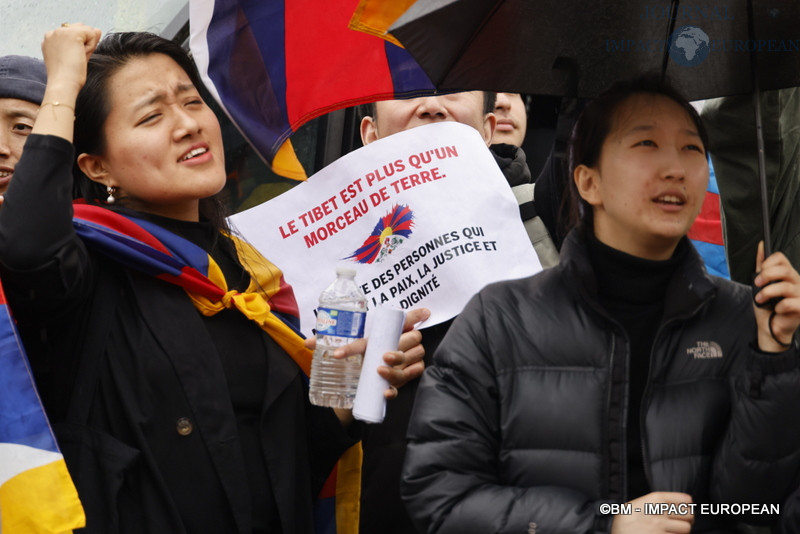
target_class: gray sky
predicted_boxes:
[0,0,187,58]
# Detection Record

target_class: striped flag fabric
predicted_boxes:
[688,160,730,279]
[71,203,305,360]
[189,0,435,179]
[0,282,85,533]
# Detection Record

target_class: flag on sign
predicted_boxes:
[0,281,85,533]
[189,0,435,179]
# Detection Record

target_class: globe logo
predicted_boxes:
[668,25,711,66]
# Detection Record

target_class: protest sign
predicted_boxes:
[230,121,542,336]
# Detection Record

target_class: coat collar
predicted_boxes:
[559,227,717,321]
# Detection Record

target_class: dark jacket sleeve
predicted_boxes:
[777,477,800,534]
[0,134,93,321]
[401,293,609,534]
[711,338,800,517]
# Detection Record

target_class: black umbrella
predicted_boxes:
[390,0,800,100]
[391,0,800,257]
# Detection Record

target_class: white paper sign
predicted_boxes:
[230,122,541,336]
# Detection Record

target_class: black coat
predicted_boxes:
[401,228,800,534]
[0,135,356,533]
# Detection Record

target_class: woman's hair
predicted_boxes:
[563,75,709,232]
[73,32,228,229]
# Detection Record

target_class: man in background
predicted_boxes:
[492,92,560,267]
[492,92,528,146]
[0,55,46,204]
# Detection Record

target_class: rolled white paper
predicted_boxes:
[353,307,405,423]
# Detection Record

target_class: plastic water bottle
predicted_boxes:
[309,267,368,408]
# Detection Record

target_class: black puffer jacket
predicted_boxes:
[401,228,800,534]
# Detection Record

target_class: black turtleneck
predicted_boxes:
[586,232,687,500]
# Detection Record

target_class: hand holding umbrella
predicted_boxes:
[753,241,800,351]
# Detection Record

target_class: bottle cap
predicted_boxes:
[336,266,357,277]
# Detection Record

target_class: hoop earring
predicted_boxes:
[106,185,116,204]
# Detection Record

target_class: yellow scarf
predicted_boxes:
[186,234,313,375]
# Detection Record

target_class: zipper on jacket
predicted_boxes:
[639,297,710,490]
[604,334,616,499]
[605,326,630,501]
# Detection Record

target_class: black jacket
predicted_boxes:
[0,135,356,533]
[401,228,800,534]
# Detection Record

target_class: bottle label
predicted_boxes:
[315,307,366,338]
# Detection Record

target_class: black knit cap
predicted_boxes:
[0,55,47,105]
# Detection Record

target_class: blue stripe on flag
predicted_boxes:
[205,0,292,161]
[691,240,730,278]
[0,304,58,452]
[384,41,435,95]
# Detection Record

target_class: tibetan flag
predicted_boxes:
[0,281,85,533]
[189,0,434,179]
[689,160,730,279]
[347,204,415,264]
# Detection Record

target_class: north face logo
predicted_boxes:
[687,341,723,359]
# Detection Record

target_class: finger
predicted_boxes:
[402,307,431,332]
[770,304,800,338]
[667,511,695,523]
[378,360,424,388]
[383,344,424,368]
[397,328,422,353]
[754,279,786,305]
[755,240,765,274]
[383,385,399,400]
[755,279,800,306]
[82,27,102,57]
[757,254,796,285]
[647,491,693,504]
[382,350,405,367]
[400,344,425,366]
[303,338,316,351]
[332,337,366,358]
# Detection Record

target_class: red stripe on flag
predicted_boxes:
[687,191,724,245]
[156,269,225,301]
[318,463,338,499]
[284,0,395,126]
[73,204,173,255]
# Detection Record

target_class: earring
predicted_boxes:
[106,185,116,204]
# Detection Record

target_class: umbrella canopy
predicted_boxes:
[390,0,800,100]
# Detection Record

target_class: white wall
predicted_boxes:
[0,0,188,58]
